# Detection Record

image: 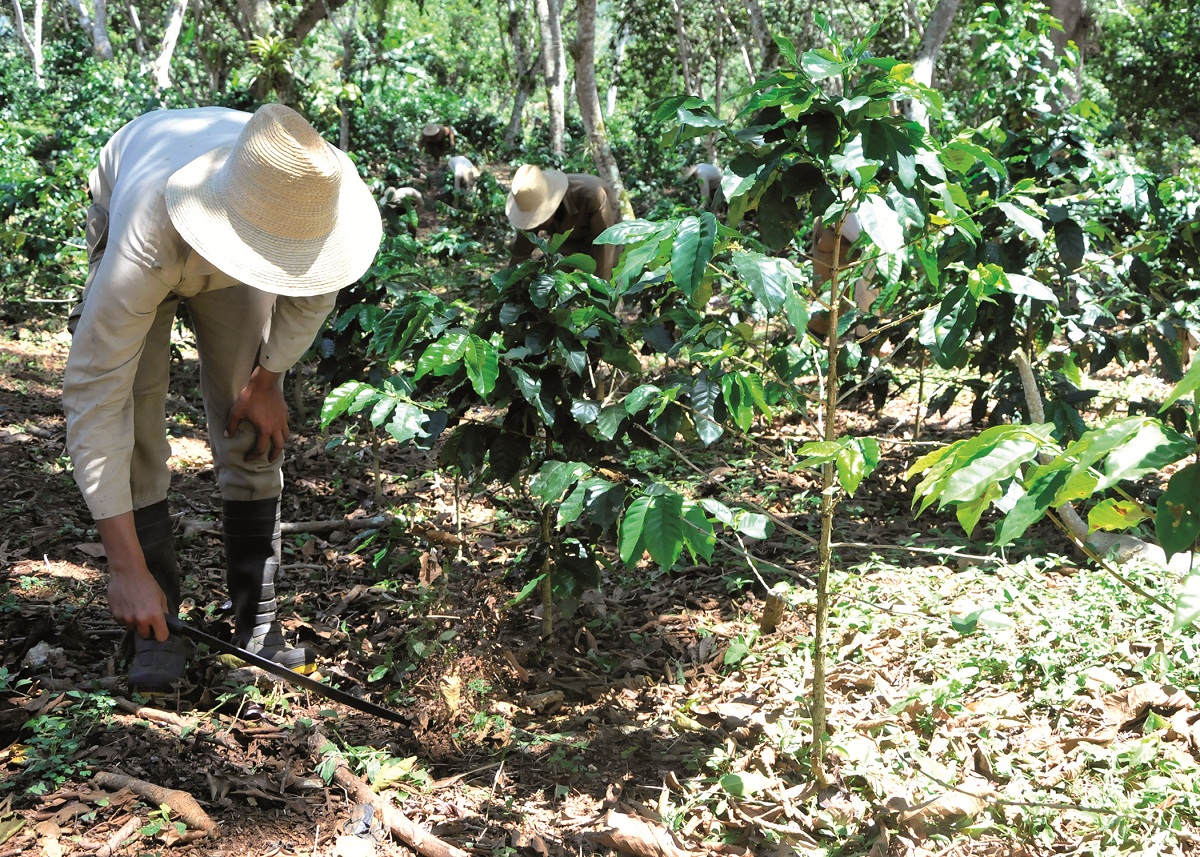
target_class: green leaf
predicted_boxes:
[720,771,772,797]
[670,214,717,299]
[1055,218,1086,270]
[835,437,881,495]
[619,495,651,565]
[993,466,1068,545]
[939,437,1041,505]
[801,49,850,81]
[625,384,663,415]
[383,403,425,444]
[620,491,685,568]
[595,218,676,245]
[1001,273,1058,304]
[530,460,592,508]
[321,381,371,428]
[1097,421,1194,491]
[1175,563,1200,631]
[700,498,735,527]
[414,331,467,381]
[919,285,976,369]
[1089,498,1151,533]
[998,201,1045,239]
[596,405,626,440]
[1157,462,1200,560]
[559,253,597,274]
[956,483,1001,538]
[1160,357,1200,412]
[731,251,802,315]
[689,375,724,446]
[856,196,904,254]
[682,502,716,562]
[582,480,626,532]
[734,512,774,540]
[463,334,498,397]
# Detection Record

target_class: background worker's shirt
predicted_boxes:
[510,173,620,280]
[63,107,337,521]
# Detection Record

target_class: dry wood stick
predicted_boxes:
[92,771,218,837]
[95,815,141,857]
[306,730,469,857]
[114,697,240,751]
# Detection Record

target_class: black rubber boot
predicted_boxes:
[128,500,188,694]
[224,498,316,674]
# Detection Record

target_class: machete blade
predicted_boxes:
[165,615,408,724]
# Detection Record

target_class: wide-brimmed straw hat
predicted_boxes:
[506,164,568,230]
[165,103,382,297]
[421,123,446,138]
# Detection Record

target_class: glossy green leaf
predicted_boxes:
[689,375,724,446]
[530,460,592,508]
[383,402,426,445]
[1089,498,1151,533]
[1157,462,1200,560]
[1055,218,1086,270]
[414,331,467,381]
[919,285,976,369]
[682,502,716,561]
[1173,566,1200,632]
[1160,356,1200,412]
[321,381,371,428]
[856,195,904,254]
[1097,421,1193,491]
[731,251,802,315]
[734,512,774,540]
[463,334,499,397]
[595,218,675,245]
[993,466,1067,545]
[619,491,685,568]
[625,384,662,415]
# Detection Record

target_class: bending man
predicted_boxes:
[506,165,620,280]
[63,104,382,693]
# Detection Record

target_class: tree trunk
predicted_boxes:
[124,2,147,56]
[604,22,629,118]
[669,0,698,96]
[10,0,45,88]
[741,0,775,72]
[152,0,189,91]
[909,0,960,128]
[533,0,566,157]
[573,0,633,221]
[717,2,754,80]
[91,0,114,59]
[65,0,90,35]
[502,0,536,148]
[237,0,272,35]
[1047,0,1086,102]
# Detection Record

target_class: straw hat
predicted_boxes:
[165,103,382,297]
[506,164,568,230]
[421,123,446,138]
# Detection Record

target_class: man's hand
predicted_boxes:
[97,513,169,641]
[226,365,289,462]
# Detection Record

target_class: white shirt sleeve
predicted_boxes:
[259,291,339,373]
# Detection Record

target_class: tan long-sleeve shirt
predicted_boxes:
[63,107,336,520]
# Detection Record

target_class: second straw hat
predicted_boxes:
[506,164,569,231]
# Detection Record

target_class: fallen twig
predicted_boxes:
[282,515,395,535]
[92,771,218,838]
[114,697,240,751]
[306,728,469,857]
[180,514,395,538]
[95,815,141,857]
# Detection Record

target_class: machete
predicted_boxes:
[165,615,408,724]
